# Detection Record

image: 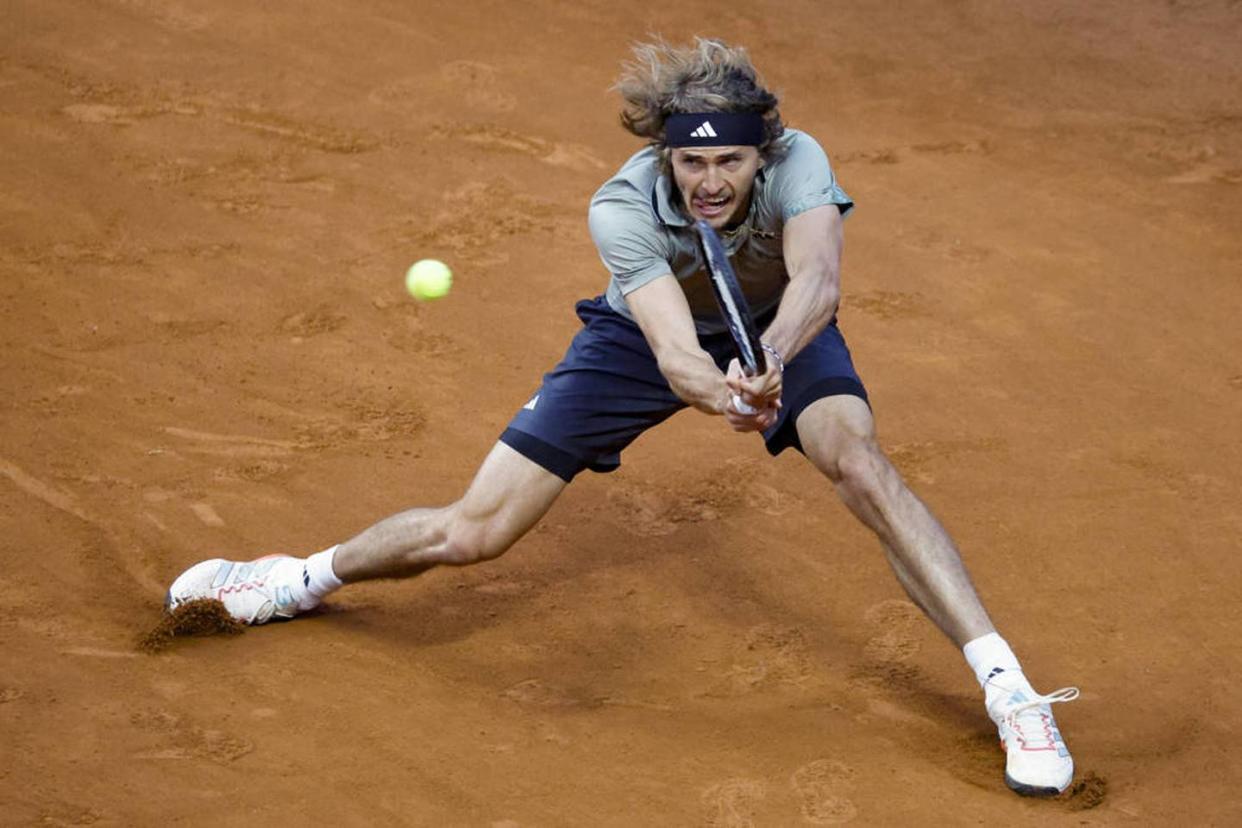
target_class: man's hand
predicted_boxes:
[722,357,781,432]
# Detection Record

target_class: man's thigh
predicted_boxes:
[500,296,686,481]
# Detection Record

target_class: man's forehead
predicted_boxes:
[672,145,757,160]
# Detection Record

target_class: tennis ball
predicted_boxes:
[405,259,453,300]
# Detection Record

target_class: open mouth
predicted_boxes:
[693,193,731,218]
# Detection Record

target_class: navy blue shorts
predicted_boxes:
[500,295,868,482]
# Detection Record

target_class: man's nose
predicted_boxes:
[702,165,724,192]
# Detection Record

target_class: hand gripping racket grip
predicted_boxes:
[731,394,757,415]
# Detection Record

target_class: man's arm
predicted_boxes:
[760,204,844,363]
[626,275,779,430]
[626,274,729,414]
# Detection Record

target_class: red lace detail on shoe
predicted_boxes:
[216,578,268,598]
[1011,710,1059,752]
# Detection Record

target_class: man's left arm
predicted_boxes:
[761,204,844,363]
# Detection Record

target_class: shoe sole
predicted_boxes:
[1005,773,1068,798]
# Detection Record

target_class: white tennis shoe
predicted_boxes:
[165,555,317,625]
[985,670,1080,796]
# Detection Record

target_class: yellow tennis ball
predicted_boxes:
[405,259,453,300]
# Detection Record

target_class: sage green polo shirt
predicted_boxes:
[588,128,853,335]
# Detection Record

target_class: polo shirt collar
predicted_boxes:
[652,173,691,227]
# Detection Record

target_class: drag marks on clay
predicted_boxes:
[833,149,900,166]
[277,306,348,338]
[701,778,767,828]
[61,102,138,125]
[161,426,300,458]
[130,708,253,763]
[189,502,225,527]
[910,140,994,157]
[429,122,607,173]
[146,313,231,341]
[296,400,426,447]
[500,679,596,709]
[60,646,140,659]
[33,58,377,156]
[0,465,168,607]
[1165,164,1242,185]
[211,459,290,484]
[1125,112,1242,185]
[0,456,91,523]
[790,759,859,825]
[136,149,336,217]
[219,108,377,155]
[160,399,425,465]
[848,291,926,321]
[58,99,202,128]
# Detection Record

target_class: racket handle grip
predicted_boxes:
[731,394,758,415]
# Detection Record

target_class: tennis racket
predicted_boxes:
[695,219,767,415]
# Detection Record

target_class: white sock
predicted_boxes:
[963,632,1025,688]
[304,545,344,599]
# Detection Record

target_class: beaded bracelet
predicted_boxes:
[761,342,785,374]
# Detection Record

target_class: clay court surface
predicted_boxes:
[3,1,1240,824]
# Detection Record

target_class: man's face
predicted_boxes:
[669,145,763,230]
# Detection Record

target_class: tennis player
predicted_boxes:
[168,38,1078,796]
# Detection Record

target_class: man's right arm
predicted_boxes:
[626,274,780,431]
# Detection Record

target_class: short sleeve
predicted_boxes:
[766,132,854,221]
[588,189,674,295]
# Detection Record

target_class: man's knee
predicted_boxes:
[799,396,886,486]
[834,437,895,497]
[434,441,567,567]
[440,516,511,566]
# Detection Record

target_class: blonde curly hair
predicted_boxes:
[614,37,785,166]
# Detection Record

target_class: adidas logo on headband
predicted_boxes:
[665,112,763,147]
[689,120,718,139]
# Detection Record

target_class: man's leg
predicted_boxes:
[166,442,566,624]
[795,394,1078,797]
[334,441,567,581]
[795,395,992,647]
